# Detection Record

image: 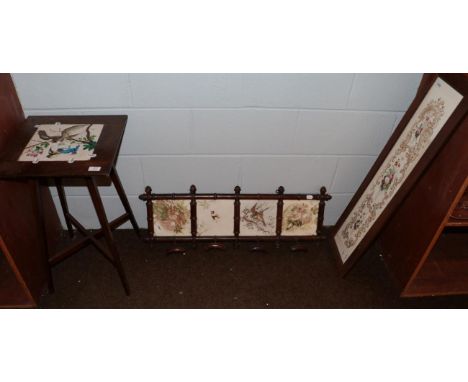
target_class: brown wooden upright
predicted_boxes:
[378,99,468,297]
[0,74,61,307]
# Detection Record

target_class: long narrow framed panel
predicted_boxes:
[331,74,467,274]
[140,185,332,250]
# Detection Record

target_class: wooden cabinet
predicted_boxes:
[378,114,468,297]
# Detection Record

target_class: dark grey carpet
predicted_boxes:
[39,230,468,308]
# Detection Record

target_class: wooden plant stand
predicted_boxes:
[0,115,140,296]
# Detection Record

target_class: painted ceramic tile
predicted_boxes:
[282,200,319,236]
[18,123,103,162]
[153,199,191,236]
[335,78,463,263]
[240,200,277,236]
[197,199,234,236]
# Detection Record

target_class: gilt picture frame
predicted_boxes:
[331,74,468,275]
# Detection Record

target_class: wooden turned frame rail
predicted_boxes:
[139,185,331,253]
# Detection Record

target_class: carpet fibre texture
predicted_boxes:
[39,230,468,308]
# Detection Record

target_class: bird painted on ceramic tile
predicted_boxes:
[250,203,267,226]
[38,124,88,143]
[210,211,220,220]
[57,145,80,155]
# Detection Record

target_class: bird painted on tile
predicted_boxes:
[57,145,80,155]
[250,203,267,226]
[38,124,87,143]
[210,211,220,221]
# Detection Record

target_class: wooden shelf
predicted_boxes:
[403,232,468,297]
[446,191,468,227]
[446,219,468,227]
[366,76,467,298]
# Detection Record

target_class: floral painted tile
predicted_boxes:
[281,200,319,236]
[153,199,191,236]
[240,200,276,236]
[197,199,234,236]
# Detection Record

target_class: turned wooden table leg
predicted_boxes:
[55,178,74,238]
[110,166,140,237]
[86,177,130,296]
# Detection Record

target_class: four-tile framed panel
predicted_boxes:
[139,185,331,251]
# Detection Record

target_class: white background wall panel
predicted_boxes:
[14,73,422,228]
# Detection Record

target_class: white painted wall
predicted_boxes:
[12,73,422,228]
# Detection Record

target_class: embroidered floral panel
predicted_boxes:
[334,78,463,263]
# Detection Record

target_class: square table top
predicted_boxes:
[0,115,127,179]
